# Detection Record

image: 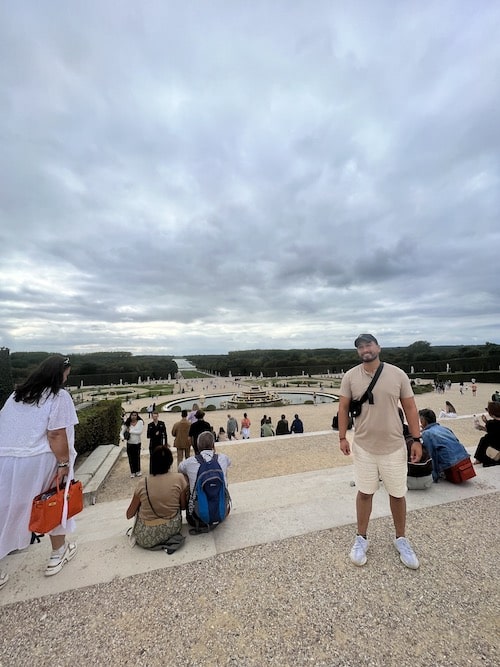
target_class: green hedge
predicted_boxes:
[412,383,435,395]
[74,399,123,456]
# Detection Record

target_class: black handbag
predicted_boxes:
[349,363,384,419]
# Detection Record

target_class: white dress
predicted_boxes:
[0,389,79,559]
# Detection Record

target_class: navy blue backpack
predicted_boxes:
[188,453,230,533]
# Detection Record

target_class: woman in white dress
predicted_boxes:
[0,355,78,590]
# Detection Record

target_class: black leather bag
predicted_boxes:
[348,363,384,420]
[349,400,363,418]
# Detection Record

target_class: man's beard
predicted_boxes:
[361,351,379,362]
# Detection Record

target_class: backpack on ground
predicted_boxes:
[188,453,230,533]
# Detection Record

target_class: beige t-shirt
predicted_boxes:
[135,472,188,522]
[339,362,414,455]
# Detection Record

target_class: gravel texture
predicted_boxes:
[0,495,498,666]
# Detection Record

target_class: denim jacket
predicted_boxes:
[421,422,470,481]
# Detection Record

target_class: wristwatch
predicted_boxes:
[409,436,422,443]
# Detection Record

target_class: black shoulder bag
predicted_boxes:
[349,362,384,419]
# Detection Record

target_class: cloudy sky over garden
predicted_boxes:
[1,1,499,355]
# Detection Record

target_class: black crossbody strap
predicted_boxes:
[360,362,384,405]
[145,477,166,520]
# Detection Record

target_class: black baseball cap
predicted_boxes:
[354,333,378,348]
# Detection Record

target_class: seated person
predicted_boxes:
[438,401,457,418]
[178,431,231,530]
[419,409,470,482]
[217,426,228,442]
[261,418,275,437]
[331,412,353,431]
[290,414,304,434]
[275,414,290,435]
[399,408,432,489]
[473,401,500,467]
[126,446,188,549]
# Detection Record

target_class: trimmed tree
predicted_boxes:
[0,347,14,410]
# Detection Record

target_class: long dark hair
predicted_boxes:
[125,411,143,428]
[150,445,173,475]
[14,355,70,405]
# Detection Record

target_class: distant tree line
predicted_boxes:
[1,342,499,402]
[9,351,178,388]
[188,341,500,377]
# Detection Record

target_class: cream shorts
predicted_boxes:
[353,442,407,497]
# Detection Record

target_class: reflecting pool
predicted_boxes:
[162,391,339,412]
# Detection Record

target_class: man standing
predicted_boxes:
[147,412,167,452]
[338,334,422,570]
[188,409,212,455]
[147,411,167,474]
[171,409,191,465]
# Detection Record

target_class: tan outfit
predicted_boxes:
[171,416,191,465]
[132,473,188,548]
[339,362,414,455]
[135,472,188,524]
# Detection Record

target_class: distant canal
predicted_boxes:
[162,392,339,412]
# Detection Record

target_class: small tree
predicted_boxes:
[0,347,14,410]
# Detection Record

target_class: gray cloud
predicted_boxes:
[1,1,499,354]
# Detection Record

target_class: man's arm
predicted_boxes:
[338,395,352,455]
[401,395,422,463]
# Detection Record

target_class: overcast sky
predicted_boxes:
[1,1,499,356]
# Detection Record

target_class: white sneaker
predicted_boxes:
[130,473,136,478]
[135,471,142,477]
[394,537,419,569]
[0,570,9,590]
[350,535,369,566]
[45,542,77,577]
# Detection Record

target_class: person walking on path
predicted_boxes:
[227,414,238,440]
[240,413,251,439]
[0,355,78,589]
[338,334,422,570]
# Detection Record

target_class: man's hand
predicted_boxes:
[339,437,351,456]
[410,441,422,463]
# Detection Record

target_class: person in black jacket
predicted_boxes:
[188,410,212,455]
[276,414,290,435]
[147,412,167,473]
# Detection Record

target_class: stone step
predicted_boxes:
[75,444,124,506]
